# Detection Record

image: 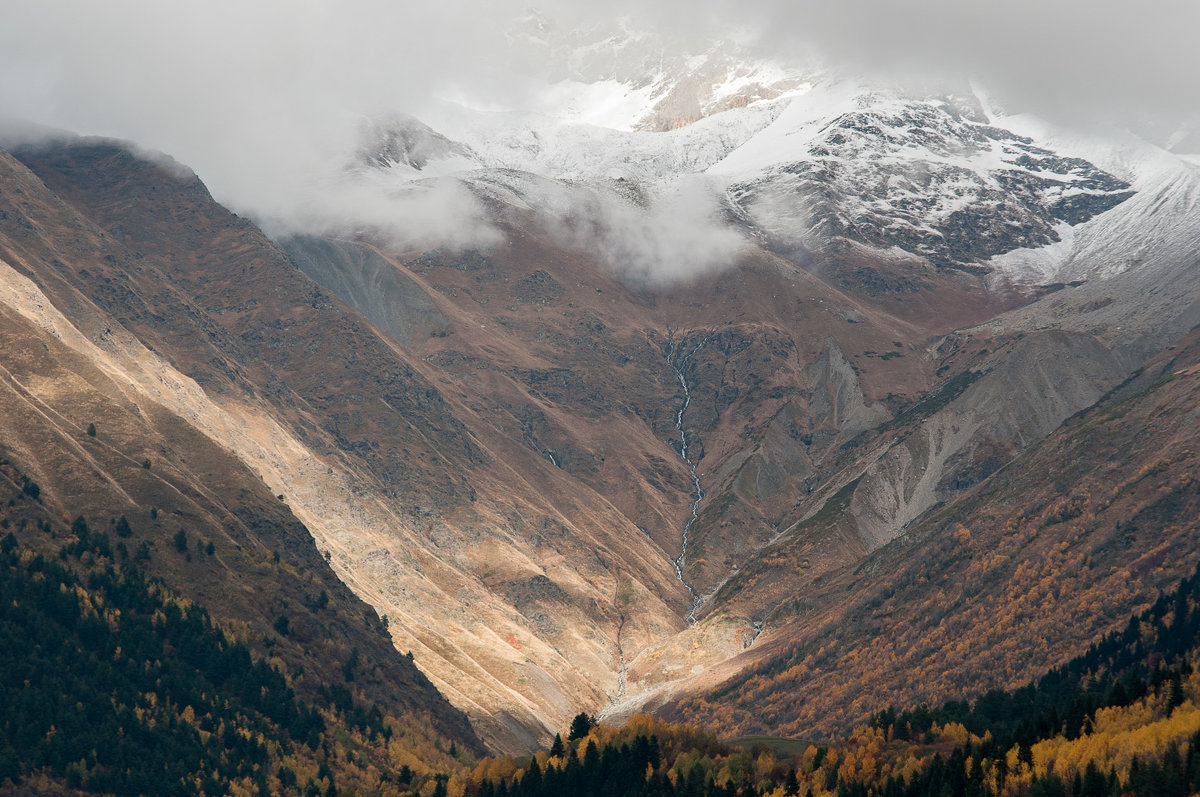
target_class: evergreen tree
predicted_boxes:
[522,758,542,795]
[1080,761,1107,797]
[1168,673,1186,711]
[583,739,600,772]
[568,713,596,741]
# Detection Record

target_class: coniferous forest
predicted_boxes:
[0,472,460,797]
[0,527,382,795]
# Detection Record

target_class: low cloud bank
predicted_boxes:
[2,1,1194,273]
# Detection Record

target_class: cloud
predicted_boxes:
[0,0,542,249]
[724,0,1200,136]
[538,176,748,284]
[261,174,504,253]
[1,0,1195,259]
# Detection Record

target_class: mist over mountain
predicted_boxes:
[2,1,1196,255]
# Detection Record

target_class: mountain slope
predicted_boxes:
[0,140,484,754]
[0,160,488,793]
[658,326,1200,737]
[467,561,1200,797]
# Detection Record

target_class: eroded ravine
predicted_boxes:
[612,611,628,703]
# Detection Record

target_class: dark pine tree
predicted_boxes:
[568,713,596,741]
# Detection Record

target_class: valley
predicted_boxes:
[0,19,1198,794]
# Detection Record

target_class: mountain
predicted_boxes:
[1,23,1198,764]
[0,141,483,768]
[302,33,1200,740]
[653,325,1200,737]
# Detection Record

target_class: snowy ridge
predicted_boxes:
[713,82,1134,272]
[986,117,1200,284]
[416,94,788,184]
[507,14,809,132]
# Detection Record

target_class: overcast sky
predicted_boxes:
[1,0,1197,230]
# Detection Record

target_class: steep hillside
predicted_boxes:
[2,137,698,751]
[0,141,484,753]
[658,327,1200,737]
[0,521,466,796]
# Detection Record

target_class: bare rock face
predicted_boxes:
[280,235,449,346]
[964,330,1125,444]
[807,338,889,447]
[355,114,477,171]
[727,95,1134,273]
[840,330,1126,550]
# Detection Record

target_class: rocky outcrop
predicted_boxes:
[280,234,449,346]
[355,114,477,171]
[726,95,1133,272]
[807,338,889,447]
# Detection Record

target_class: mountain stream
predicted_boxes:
[666,332,709,624]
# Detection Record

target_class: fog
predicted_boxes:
[532,175,748,285]
[624,0,1200,135]
[1,0,1195,269]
